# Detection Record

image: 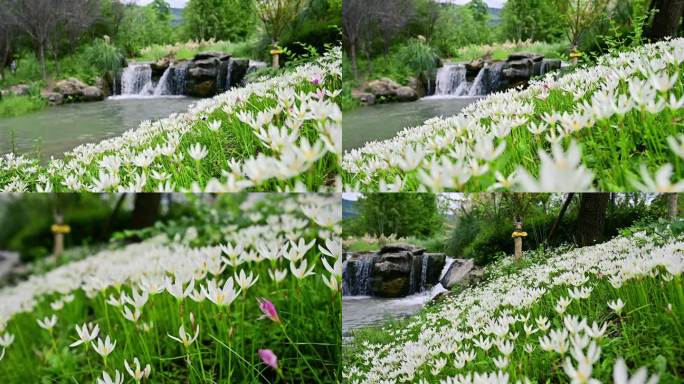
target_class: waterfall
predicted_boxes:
[153,67,173,96]
[120,64,153,95]
[439,257,456,281]
[419,254,429,291]
[434,64,467,96]
[468,67,488,96]
[342,254,374,296]
[172,62,191,95]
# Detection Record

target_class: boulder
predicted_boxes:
[395,86,418,102]
[440,259,475,289]
[193,52,231,61]
[423,253,446,286]
[54,77,88,98]
[151,58,171,76]
[351,89,376,105]
[503,58,534,80]
[466,58,485,76]
[40,91,64,106]
[380,243,425,255]
[365,78,402,98]
[82,86,104,102]
[540,59,562,75]
[370,250,413,297]
[507,52,544,62]
[10,84,30,96]
[188,80,216,98]
[227,58,250,88]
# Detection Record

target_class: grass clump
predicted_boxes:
[0,94,47,118]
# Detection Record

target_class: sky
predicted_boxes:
[435,0,506,8]
[128,0,188,8]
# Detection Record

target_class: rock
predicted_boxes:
[10,84,30,96]
[193,52,231,61]
[82,86,104,102]
[380,243,425,255]
[351,89,376,105]
[54,77,88,98]
[40,91,64,106]
[189,66,218,78]
[370,250,413,297]
[466,58,485,73]
[227,58,250,88]
[540,59,562,75]
[423,253,446,285]
[507,52,544,62]
[371,277,410,298]
[440,259,475,289]
[395,86,418,102]
[365,78,402,98]
[503,58,534,80]
[189,80,216,98]
[151,58,171,75]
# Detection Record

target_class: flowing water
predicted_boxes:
[342,256,455,342]
[343,97,480,151]
[342,285,446,342]
[0,97,196,161]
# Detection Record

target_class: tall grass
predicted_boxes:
[0,95,47,118]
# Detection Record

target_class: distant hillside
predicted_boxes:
[489,7,502,25]
[343,199,358,219]
[171,8,183,27]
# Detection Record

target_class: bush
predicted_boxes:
[0,94,47,118]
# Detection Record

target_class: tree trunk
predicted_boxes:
[546,193,574,243]
[668,193,679,219]
[38,43,47,82]
[350,42,358,80]
[650,0,684,40]
[578,193,610,246]
[131,193,162,229]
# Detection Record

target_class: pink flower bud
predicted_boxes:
[258,349,278,370]
[257,297,281,323]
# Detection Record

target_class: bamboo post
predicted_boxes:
[51,213,70,258]
[512,216,527,265]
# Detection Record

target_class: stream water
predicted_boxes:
[0,96,196,161]
[342,285,446,342]
[343,97,480,151]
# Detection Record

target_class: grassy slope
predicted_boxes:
[344,227,684,383]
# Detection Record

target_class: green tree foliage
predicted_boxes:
[432,5,492,56]
[183,0,257,42]
[116,3,174,56]
[352,194,443,238]
[500,0,566,42]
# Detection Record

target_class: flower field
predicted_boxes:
[344,222,684,383]
[0,194,341,383]
[0,48,342,193]
[342,39,684,192]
